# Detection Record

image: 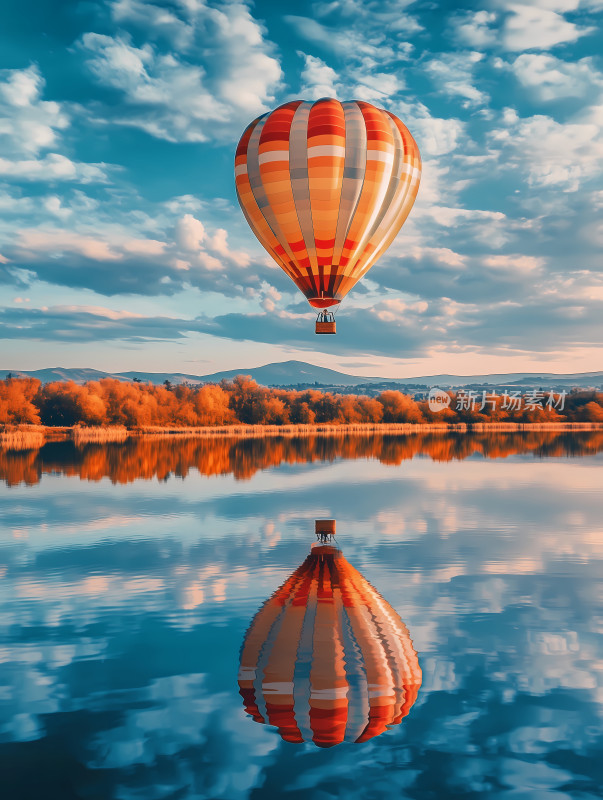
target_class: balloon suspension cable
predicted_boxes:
[315,297,344,321]
[316,530,337,545]
[332,297,345,317]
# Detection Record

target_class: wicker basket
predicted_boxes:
[315,320,336,334]
[315,519,336,535]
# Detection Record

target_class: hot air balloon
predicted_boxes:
[235,99,421,335]
[238,522,421,747]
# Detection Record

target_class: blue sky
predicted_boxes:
[0,0,602,377]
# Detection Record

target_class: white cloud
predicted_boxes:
[491,109,603,191]
[210,4,282,115]
[409,115,466,156]
[424,52,488,108]
[422,206,506,228]
[81,34,229,142]
[0,65,110,184]
[16,229,126,261]
[173,214,250,271]
[452,10,498,48]
[286,0,422,57]
[0,66,68,157]
[121,238,166,256]
[52,304,143,320]
[507,54,603,101]
[14,228,170,269]
[541,271,603,302]
[285,14,405,67]
[195,251,222,272]
[298,51,401,103]
[498,0,597,12]
[299,54,341,100]
[260,284,282,312]
[0,190,34,215]
[43,196,72,220]
[111,0,196,50]
[175,214,206,252]
[407,162,450,212]
[207,228,249,267]
[500,3,595,51]
[163,195,205,215]
[483,254,544,272]
[376,297,429,322]
[0,153,108,183]
[79,2,282,142]
[409,247,467,268]
[15,212,250,277]
[352,71,402,102]
[453,2,599,53]
[312,0,421,23]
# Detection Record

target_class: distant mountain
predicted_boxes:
[193,360,385,386]
[3,361,602,388]
[3,361,384,387]
[0,367,203,383]
[3,367,211,386]
[4,367,120,384]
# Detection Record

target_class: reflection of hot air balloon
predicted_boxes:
[235,99,421,334]
[238,531,421,747]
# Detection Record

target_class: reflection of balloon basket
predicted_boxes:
[315,519,336,543]
[315,310,336,335]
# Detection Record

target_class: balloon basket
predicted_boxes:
[315,311,336,335]
[316,321,336,334]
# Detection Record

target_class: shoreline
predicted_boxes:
[2,421,603,449]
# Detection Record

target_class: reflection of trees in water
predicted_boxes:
[2,430,603,486]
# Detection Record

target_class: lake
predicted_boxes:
[1,431,603,799]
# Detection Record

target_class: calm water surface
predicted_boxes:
[1,432,603,799]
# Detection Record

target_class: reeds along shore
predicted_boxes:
[0,426,46,451]
[2,375,603,432]
[1,421,603,453]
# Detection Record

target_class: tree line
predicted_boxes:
[1,375,603,427]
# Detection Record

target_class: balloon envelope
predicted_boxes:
[235,98,421,309]
[238,543,422,747]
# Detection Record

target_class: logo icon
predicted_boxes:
[428,387,451,413]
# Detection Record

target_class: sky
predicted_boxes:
[0,0,602,378]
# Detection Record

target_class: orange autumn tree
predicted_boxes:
[0,377,41,424]
[194,384,235,426]
[379,390,423,423]
[578,401,603,422]
[37,381,107,426]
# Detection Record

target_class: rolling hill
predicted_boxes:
[3,361,602,388]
